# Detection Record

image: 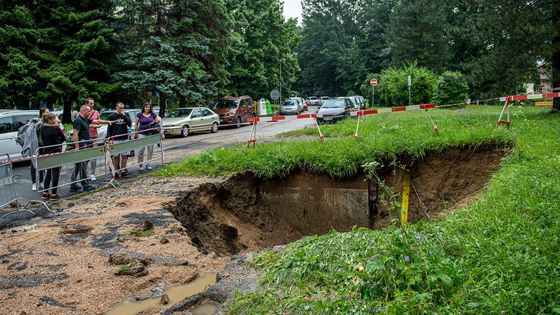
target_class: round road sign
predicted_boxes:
[270,89,281,101]
[370,79,378,86]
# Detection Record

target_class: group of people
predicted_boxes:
[20,98,162,200]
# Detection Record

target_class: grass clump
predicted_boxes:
[227,106,560,314]
[156,107,512,179]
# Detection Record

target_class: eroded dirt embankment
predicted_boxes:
[168,145,504,257]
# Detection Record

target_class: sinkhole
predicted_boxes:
[167,144,506,256]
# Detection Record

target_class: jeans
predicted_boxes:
[44,167,61,194]
[88,138,98,176]
[137,134,154,166]
[71,161,89,188]
[30,164,44,185]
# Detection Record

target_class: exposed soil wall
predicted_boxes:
[168,145,503,256]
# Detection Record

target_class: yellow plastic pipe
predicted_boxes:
[401,173,411,227]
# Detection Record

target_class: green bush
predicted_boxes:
[376,62,437,107]
[435,71,469,105]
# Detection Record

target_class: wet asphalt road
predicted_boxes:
[3,108,317,209]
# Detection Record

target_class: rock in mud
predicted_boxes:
[7,262,27,271]
[114,259,148,277]
[160,237,169,244]
[160,293,170,305]
[108,254,129,265]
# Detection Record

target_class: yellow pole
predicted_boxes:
[401,173,411,227]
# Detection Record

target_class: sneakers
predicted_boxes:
[41,192,51,199]
[32,183,37,191]
[69,185,82,193]
[146,165,153,171]
[139,165,144,171]
[49,194,60,200]
[90,174,97,181]
[83,185,95,192]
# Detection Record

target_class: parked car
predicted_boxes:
[320,96,330,101]
[338,97,360,110]
[290,97,308,111]
[307,96,322,107]
[349,96,365,109]
[317,98,354,124]
[52,109,78,122]
[280,99,302,115]
[162,107,219,137]
[211,96,255,127]
[0,110,39,160]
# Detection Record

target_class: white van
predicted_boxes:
[0,111,39,160]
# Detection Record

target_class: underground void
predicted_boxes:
[168,145,504,256]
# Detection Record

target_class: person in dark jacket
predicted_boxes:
[38,112,66,200]
[106,102,132,177]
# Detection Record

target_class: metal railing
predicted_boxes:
[1,154,50,218]
[34,128,164,196]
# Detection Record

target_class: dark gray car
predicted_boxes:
[317,99,353,123]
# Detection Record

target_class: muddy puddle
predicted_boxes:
[105,273,217,315]
[168,144,505,256]
[191,303,219,315]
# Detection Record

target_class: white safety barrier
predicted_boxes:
[34,129,164,196]
[0,154,50,218]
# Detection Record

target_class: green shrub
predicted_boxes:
[376,62,437,107]
[435,71,469,105]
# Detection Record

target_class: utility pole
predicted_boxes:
[407,75,412,105]
[279,61,283,104]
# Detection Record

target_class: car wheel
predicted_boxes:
[180,126,189,137]
[236,116,242,128]
[211,122,218,133]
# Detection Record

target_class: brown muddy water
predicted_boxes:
[104,273,216,315]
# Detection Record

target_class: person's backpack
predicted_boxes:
[15,124,31,147]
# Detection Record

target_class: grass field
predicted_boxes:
[158,105,559,314]
[223,106,560,314]
[157,107,512,178]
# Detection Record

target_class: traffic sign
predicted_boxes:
[270,89,280,101]
[370,79,378,86]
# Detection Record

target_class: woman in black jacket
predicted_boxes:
[38,112,66,200]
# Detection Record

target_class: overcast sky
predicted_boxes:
[283,0,302,22]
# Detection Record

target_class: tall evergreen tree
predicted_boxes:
[225,0,300,99]
[0,3,43,109]
[36,0,116,122]
[113,0,230,115]
[387,0,452,72]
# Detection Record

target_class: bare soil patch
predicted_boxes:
[0,176,228,315]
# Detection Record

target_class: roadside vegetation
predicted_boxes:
[157,107,511,178]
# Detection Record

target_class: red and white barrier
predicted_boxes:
[499,92,559,102]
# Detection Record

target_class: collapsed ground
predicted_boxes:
[2,106,557,314]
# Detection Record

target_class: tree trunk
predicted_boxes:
[62,98,73,123]
[159,94,167,118]
[179,95,186,108]
[551,1,560,113]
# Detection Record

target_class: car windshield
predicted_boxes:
[308,97,317,100]
[283,100,297,106]
[167,109,193,118]
[322,99,345,108]
[215,100,238,109]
